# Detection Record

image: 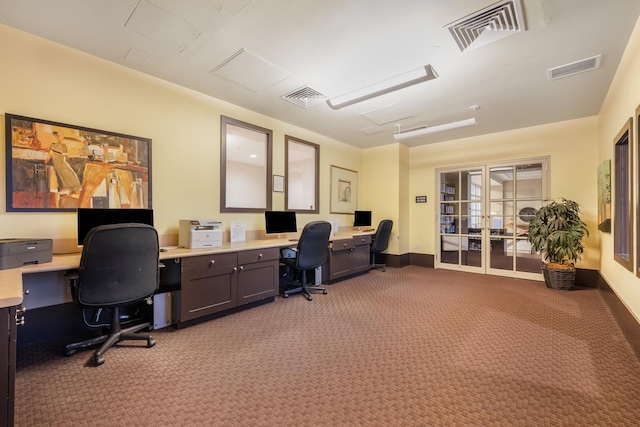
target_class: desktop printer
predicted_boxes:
[179,219,223,249]
[0,238,53,270]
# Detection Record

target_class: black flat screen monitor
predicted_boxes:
[264,210,297,235]
[353,210,372,228]
[77,208,154,245]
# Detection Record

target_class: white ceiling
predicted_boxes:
[1,0,639,149]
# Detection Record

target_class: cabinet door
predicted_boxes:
[350,235,372,273]
[328,239,353,281]
[181,253,237,322]
[237,248,279,305]
[1,306,16,427]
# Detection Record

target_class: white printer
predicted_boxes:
[179,219,223,249]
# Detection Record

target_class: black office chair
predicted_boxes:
[280,221,331,301]
[371,219,393,271]
[65,223,159,366]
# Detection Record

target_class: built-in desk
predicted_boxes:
[0,232,374,427]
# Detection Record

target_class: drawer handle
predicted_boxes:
[258,253,263,258]
[343,243,347,247]
[234,266,238,272]
[239,266,244,272]
[210,259,215,265]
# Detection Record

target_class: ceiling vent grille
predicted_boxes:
[547,55,601,80]
[446,0,526,52]
[281,86,326,108]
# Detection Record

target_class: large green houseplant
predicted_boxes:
[527,198,589,290]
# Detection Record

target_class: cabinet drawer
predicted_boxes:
[237,247,279,264]
[330,238,354,252]
[353,235,372,246]
[182,253,237,277]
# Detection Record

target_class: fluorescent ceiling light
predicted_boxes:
[393,118,477,141]
[327,65,438,110]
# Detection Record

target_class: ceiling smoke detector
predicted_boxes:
[446,0,526,52]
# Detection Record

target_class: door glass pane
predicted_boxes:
[516,239,540,273]
[490,167,513,199]
[460,215,482,233]
[490,237,512,270]
[441,236,459,264]
[463,236,482,267]
[515,164,542,199]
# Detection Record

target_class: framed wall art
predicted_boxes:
[597,159,611,233]
[5,113,152,212]
[330,165,358,214]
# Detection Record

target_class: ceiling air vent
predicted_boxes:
[547,55,601,80]
[281,86,326,108]
[446,0,526,52]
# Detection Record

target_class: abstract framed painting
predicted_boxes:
[5,114,151,212]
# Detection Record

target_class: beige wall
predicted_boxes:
[361,143,412,255]
[408,116,600,270]
[0,24,362,246]
[598,15,640,322]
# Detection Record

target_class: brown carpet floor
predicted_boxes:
[14,266,640,426]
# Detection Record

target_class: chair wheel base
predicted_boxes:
[94,355,105,366]
[147,337,156,348]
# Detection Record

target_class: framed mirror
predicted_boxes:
[285,135,319,213]
[221,116,272,212]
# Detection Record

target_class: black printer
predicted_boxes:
[0,238,53,270]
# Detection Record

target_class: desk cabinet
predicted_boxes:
[179,249,279,324]
[1,306,16,427]
[181,253,237,322]
[237,248,279,305]
[327,235,372,283]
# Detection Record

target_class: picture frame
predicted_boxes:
[597,159,611,233]
[273,174,284,193]
[330,165,358,214]
[5,113,152,212]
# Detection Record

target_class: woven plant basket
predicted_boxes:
[541,264,575,290]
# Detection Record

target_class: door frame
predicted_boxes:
[435,156,549,280]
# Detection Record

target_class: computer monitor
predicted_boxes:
[264,210,297,235]
[77,208,154,245]
[353,210,372,228]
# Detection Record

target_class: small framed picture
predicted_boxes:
[273,174,284,192]
[330,165,358,213]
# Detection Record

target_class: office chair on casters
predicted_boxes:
[371,219,393,272]
[65,223,160,366]
[280,221,331,301]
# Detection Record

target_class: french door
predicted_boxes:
[436,159,548,280]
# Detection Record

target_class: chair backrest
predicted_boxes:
[77,223,159,307]
[295,221,332,270]
[371,220,393,253]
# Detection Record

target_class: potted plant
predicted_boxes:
[527,198,589,290]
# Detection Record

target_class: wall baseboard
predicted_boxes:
[597,274,640,360]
